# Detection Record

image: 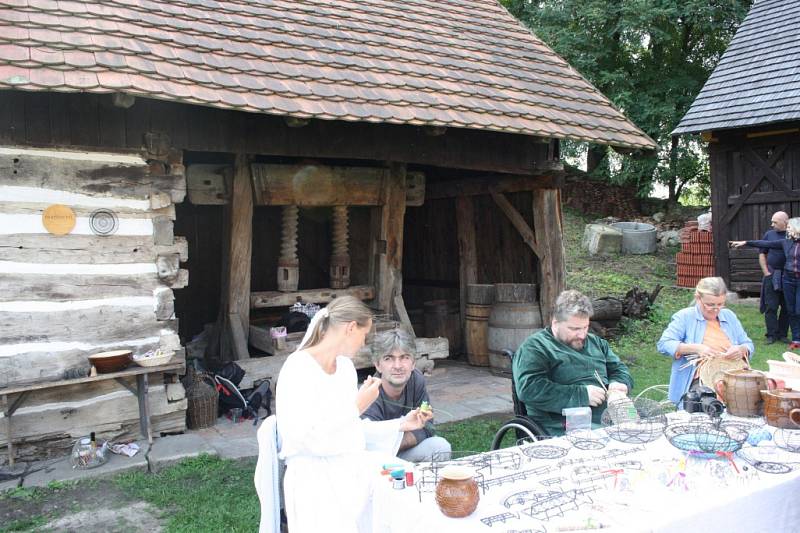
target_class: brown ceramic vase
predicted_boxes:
[716,369,775,417]
[761,388,800,429]
[435,466,479,518]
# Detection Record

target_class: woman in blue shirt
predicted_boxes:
[657,277,754,405]
[731,216,800,349]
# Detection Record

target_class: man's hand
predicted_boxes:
[356,375,382,414]
[729,241,746,248]
[608,382,628,395]
[586,385,606,407]
[399,408,433,432]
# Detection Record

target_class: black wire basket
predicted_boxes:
[601,397,667,444]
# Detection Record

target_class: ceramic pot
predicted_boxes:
[761,388,800,429]
[435,465,479,518]
[716,369,776,417]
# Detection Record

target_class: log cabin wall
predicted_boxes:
[0,144,189,460]
[709,126,800,293]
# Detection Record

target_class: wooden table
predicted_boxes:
[1,362,184,466]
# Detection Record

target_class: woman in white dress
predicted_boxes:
[275,296,431,533]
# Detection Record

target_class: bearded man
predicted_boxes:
[512,290,633,436]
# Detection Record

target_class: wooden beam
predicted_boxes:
[251,163,386,206]
[374,164,407,314]
[251,285,376,309]
[426,173,564,200]
[727,190,800,205]
[533,188,566,323]
[227,154,253,354]
[490,189,541,258]
[456,195,478,351]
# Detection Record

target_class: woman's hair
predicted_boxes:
[552,290,593,323]
[370,327,417,364]
[695,276,727,298]
[302,295,373,349]
[787,217,800,239]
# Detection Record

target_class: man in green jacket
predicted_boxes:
[512,290,633,436]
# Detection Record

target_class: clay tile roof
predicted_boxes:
[0,0,656,150]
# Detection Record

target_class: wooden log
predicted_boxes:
[155,288,175,320]
[590,297,623,321]
[426,172,565,200]
[0,146,185,203]
[456,195,478,354]
[533,189,567,323]
[156,253,180,283]
[251,285,376,309]
[0,235,187,264]
[405,171,426,207]
[0,271,186,301]
[153,216,174,245]
[186,164,229,204]
[251,163,386,206]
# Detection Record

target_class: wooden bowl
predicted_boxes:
[88,350,132,374]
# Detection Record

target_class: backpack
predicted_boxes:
[213,362,271,423]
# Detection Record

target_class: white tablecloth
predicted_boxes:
[373,432,800,533]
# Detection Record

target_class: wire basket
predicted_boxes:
[565,428,609,450]
[774,428,800,453]
[664,416,749,453]
[185,369,218,430]
[601,397,667,444]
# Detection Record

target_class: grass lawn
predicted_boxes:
[1,208,785,532]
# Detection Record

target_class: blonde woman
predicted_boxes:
[731,216,800,349]
[273,296,431,533]
[657,277,754,405]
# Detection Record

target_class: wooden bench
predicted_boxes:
[1,362,184,467]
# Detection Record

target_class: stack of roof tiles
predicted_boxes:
[0,0,656,150]
[676,221,714,288]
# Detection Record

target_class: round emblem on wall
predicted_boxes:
[89,209,119,236]
[42,204,76,235]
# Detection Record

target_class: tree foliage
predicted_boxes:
[503,0,751,203]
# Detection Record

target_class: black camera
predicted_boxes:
[681,386,725,417]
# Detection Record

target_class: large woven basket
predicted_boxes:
[185,368,218,430]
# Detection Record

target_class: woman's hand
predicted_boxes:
[356,375,382,414]
[721,344,749,361]
[399,408,433,432]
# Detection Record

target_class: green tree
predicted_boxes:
[504,0,751,204]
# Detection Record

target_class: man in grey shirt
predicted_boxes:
[361,328,451,462]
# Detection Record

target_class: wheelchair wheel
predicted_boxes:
[491,417,545,450]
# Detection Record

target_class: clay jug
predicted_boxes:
[435,465,480,518]
[715,369,775,417]
[761,388,800,429]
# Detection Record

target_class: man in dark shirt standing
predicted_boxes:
[760,211,789,344]
[361,328,451,462]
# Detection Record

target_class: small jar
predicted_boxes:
[435,465,479,518]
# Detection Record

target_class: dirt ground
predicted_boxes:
[1,481,164,532]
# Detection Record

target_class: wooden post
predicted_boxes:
[456,195,478,352]
[374,163,407,315]
[136,374,153,444]
[533,188,567,323]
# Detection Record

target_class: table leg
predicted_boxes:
[135,374,153,444]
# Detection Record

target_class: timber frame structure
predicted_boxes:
[674,0,800,293]
[0,0,654,460]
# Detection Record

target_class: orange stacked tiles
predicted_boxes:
[676,221,715,287]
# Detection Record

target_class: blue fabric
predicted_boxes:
[783,274,800,342]
[759,230,787,271]
[657,305,754,404]
[746,237,800,274]
[762,274,789,340]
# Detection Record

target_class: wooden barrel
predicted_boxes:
[488,284,542,375]
[424,300,461,355]
[466,284,495,305]
[465,303,491,366]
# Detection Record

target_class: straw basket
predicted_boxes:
[185,368,218,430]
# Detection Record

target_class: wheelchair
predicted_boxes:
[490,349,550,450]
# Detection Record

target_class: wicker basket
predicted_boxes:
[185,368,218,430]
[133,350,174,367]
